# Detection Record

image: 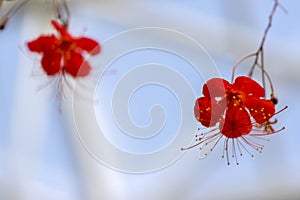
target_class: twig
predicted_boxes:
[52,0,70,28]
[231,0,284,99]
[231,53,256,83]
[248,0,279,94]
[0,0,30,30]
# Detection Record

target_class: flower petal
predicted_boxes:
[220,106,252,138]
[41,53,62,75]
[64,52,91,77]
[202,78,230,98]
[75,37,101,55]
[245,98,275,124]
[232,76,264,98]
[194,97,226,127]
[51,20,72,40]
[27,35,57,53]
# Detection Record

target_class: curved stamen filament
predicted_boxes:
[231,53,256,83]
[274,106,288,115]
[181,130,219,151]
[249,126,285,136]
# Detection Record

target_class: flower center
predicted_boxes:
[57,39,76,55]
[226,92,243,107]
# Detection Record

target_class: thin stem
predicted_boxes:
[248,0,279,78]
[256,62,274,95]
[232,0,281,99]
[260,49,266,97]
[231,53,256,82]
[53,0,70,28]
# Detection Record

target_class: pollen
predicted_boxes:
[65,51,71,60]
[70,43,77,50]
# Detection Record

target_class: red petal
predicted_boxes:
[202,78,230,98]
[232,76,264,98]
[64,52,91,77]
[194,97,226,127]
[245,98,275,124]
[51,20,72,39]
[75,37,101,55]
[220,106,252,138]
[41,53,62,76]
[27,35,57,53]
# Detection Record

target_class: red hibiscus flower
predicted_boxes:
[27,20,101,78]
[182,76,286,165]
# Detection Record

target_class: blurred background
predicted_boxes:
[0,0,300,199]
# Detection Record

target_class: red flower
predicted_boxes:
[182,76,286,165]
[27,20,101,77]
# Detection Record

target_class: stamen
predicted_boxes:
[235,139,243,156]
[237,138,255,158]
[225,138,230,165]
[181,130,220,151]
[274,106,288,115]
[232,139,239,165]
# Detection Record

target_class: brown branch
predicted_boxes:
[0,0,30,30]
[231,0,284,100]
[248,0,279,83]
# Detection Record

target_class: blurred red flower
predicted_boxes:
[27,20,101,77]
